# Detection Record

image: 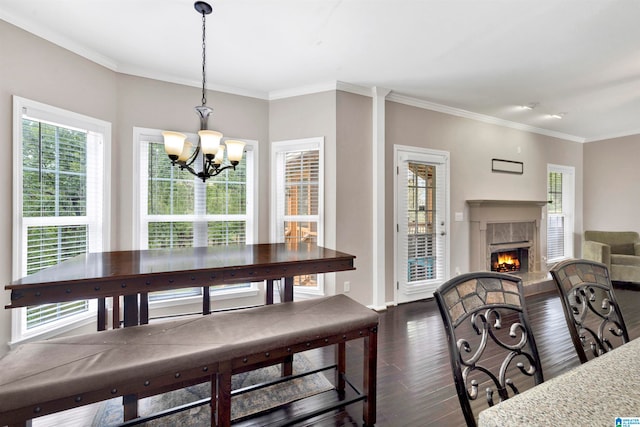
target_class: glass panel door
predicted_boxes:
[395,147,449,303]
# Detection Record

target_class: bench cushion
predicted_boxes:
[0,294,378,417]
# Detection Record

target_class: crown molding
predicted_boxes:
[1,11,119,71]
[268,81,374,100]
[583,128,640,143]
[118,65,270,100]
[336,82,374,97]
[272,82,588,143]
[269,82,339,100]
[387,93,586,143]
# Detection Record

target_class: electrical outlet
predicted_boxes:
[344,281,350,292]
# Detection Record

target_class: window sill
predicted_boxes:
[10,311,97,349]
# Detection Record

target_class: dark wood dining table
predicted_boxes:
[5,243,356,329]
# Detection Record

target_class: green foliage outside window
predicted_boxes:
[22,119,87,217]
[21,118,91,329]
[548,172,563,214]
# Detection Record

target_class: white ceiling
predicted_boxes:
[3,0,640,142]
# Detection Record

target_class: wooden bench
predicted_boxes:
[0,294,378,427]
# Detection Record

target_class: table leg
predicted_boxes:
[283,276,294,302]
[123,294,139,327]
[97,297,106,331]
[266,279,274,305]
[112,296,120,329]
[140,292,149,325]
[203,286,211,314]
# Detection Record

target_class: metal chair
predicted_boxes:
[550,258,630,363]
[434,272,544,427]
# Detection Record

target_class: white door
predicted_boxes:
[395,146,450,303]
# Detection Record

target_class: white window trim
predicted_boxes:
[132,127,260,303]
[270,137,325,297]
[11,96,111,345]
[547,163,575,264]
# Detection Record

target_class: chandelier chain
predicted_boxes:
[201,10,207,106]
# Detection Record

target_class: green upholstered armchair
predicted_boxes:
[583,230,640,283]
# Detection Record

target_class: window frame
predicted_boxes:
[270,137,325,296]
[132,127,259,304]
[11,96,111,344]
[546,163,575,264]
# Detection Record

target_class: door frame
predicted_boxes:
[393,144,450,304]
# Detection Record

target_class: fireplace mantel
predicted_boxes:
[467,200,548,223]
[467,200,549,208]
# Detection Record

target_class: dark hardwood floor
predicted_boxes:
[241,285,640,427]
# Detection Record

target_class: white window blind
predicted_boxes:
[137,130,256,301]
[13,97,109,341]
[398,159,446,287]
[272,138,324,292]
[547,164,575,262]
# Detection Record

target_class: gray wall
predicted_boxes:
[583,134,640,232]
[336,91,373,304]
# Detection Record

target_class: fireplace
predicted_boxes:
[491,248,528,273]
[467,200,547,273]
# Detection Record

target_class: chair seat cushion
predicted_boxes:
[611,254,640,267]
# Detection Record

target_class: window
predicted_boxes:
[271,138,324,294]
[134,128,258,301]
[547,164,575,263]
[12,96,110,342]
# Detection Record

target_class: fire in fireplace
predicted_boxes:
[491,249,528,273]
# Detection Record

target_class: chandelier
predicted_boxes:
[162,1,245,182]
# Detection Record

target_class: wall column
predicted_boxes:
[372,87,390,310]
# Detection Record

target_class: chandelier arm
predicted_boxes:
[178,161,200,177]
[206,163,236,178]
[181,144,202,169]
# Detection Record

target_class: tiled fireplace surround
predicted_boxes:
[467,200,552,295]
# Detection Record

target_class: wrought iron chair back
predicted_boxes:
[550,258,630,364]
[434,272,544,427]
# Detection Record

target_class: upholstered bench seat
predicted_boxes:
[0,294,378,427]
